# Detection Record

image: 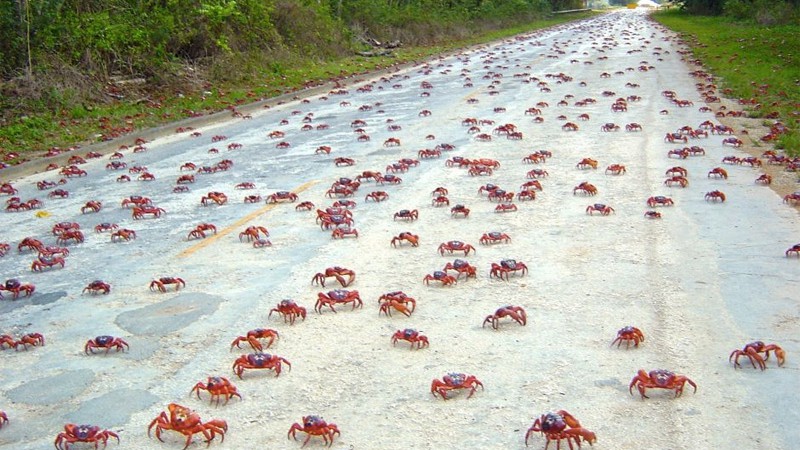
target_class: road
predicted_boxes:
[1,9,798,450]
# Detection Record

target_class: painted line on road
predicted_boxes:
[177,180,319,258]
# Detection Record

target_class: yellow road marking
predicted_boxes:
[178,180,318,258]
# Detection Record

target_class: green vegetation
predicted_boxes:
[675,0,800,21]
[0,1,589,162]
[654,9,800,155]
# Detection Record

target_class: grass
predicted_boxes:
[652,10,800,156]
[0,12,596,166]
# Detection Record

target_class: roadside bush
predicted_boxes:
[725,0,800,24]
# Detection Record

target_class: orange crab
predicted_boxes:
[438,240,475,256]
[431,373,484,400]
[629,369,697,399]
[191,376,242,405]
[230,329,279,352]
[14,332,45,350]
[442,259,477,280]
[391,329,429,350]
[239,226,269,242]
[150,277,185,293]
[288,415,340,448]
[704,190,726,202]
[55,424,119,450]
[525,410,596,449]
[148,403,227,450]
[611,326,644,348]
[729,341,785,370]
[311,267,355,287]
[84,335,129,354]
[423,271,457,286]
[378,291,416,317]
[233,353,291,378]
[479,232,511,245]
[315,289,363,313]
[391,232,419,248]
[482,305,527,330]
[269,300,307,325]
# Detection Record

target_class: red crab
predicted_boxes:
[83,280,111,295]
[378,292,416,317]
[315,289,363,313]
[482,305,527,330]
[238,226,269,242]
[295,201,315,211]
[1,279,35,299]
[233,353,291,378]
[365,191,389,202]
[647,196,673,207]
[111,229,137,242]
[438,240,475,256]
[479,232,510,245]
[188,223,217,240]
[84,335,129,354]
[431,373,484,400]
[132,206,165,219]
[393,209,418,221]
[31,255,66,272]
[191,376,242,405]
[525,410,597,449]
[148,403,227,450]
[432,195,450,207]
[267,191,298,203]
[644,210,662,219]
[269,299,307,325]
[573,182,597,196]
[729,341,785,370]
[664,176,689,187]
[495,203,518,213]
[391,232,419,247]
[149,277,185,293]
[585,203,614,216]
[576,158,598,169]
[14,332,45,350]
[288,415,341,448]
[704,190,726,202]
[312,267,355,287]
[605,164,627,175]
[442,259,477,280]
[489,259,528,280]
[391,329,429,350]
[0,410,6,428]
[611,326,644,348]
[331,226,358,239]
[450,204,470,218]
[629,369,697,399]
[230,329,279,352]
[55,424,119,450]
[708,167,728,179]
[121,195,152,208]
[423,270,457,286]
[81,200,103,214]
[201,191,227,206]
[94,222,118,233]
[18,237,44,253]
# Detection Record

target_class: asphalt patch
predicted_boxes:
[114,292,222,335]
[0,290,66,315]
[6,369,94,405]
[62,388,160,428]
